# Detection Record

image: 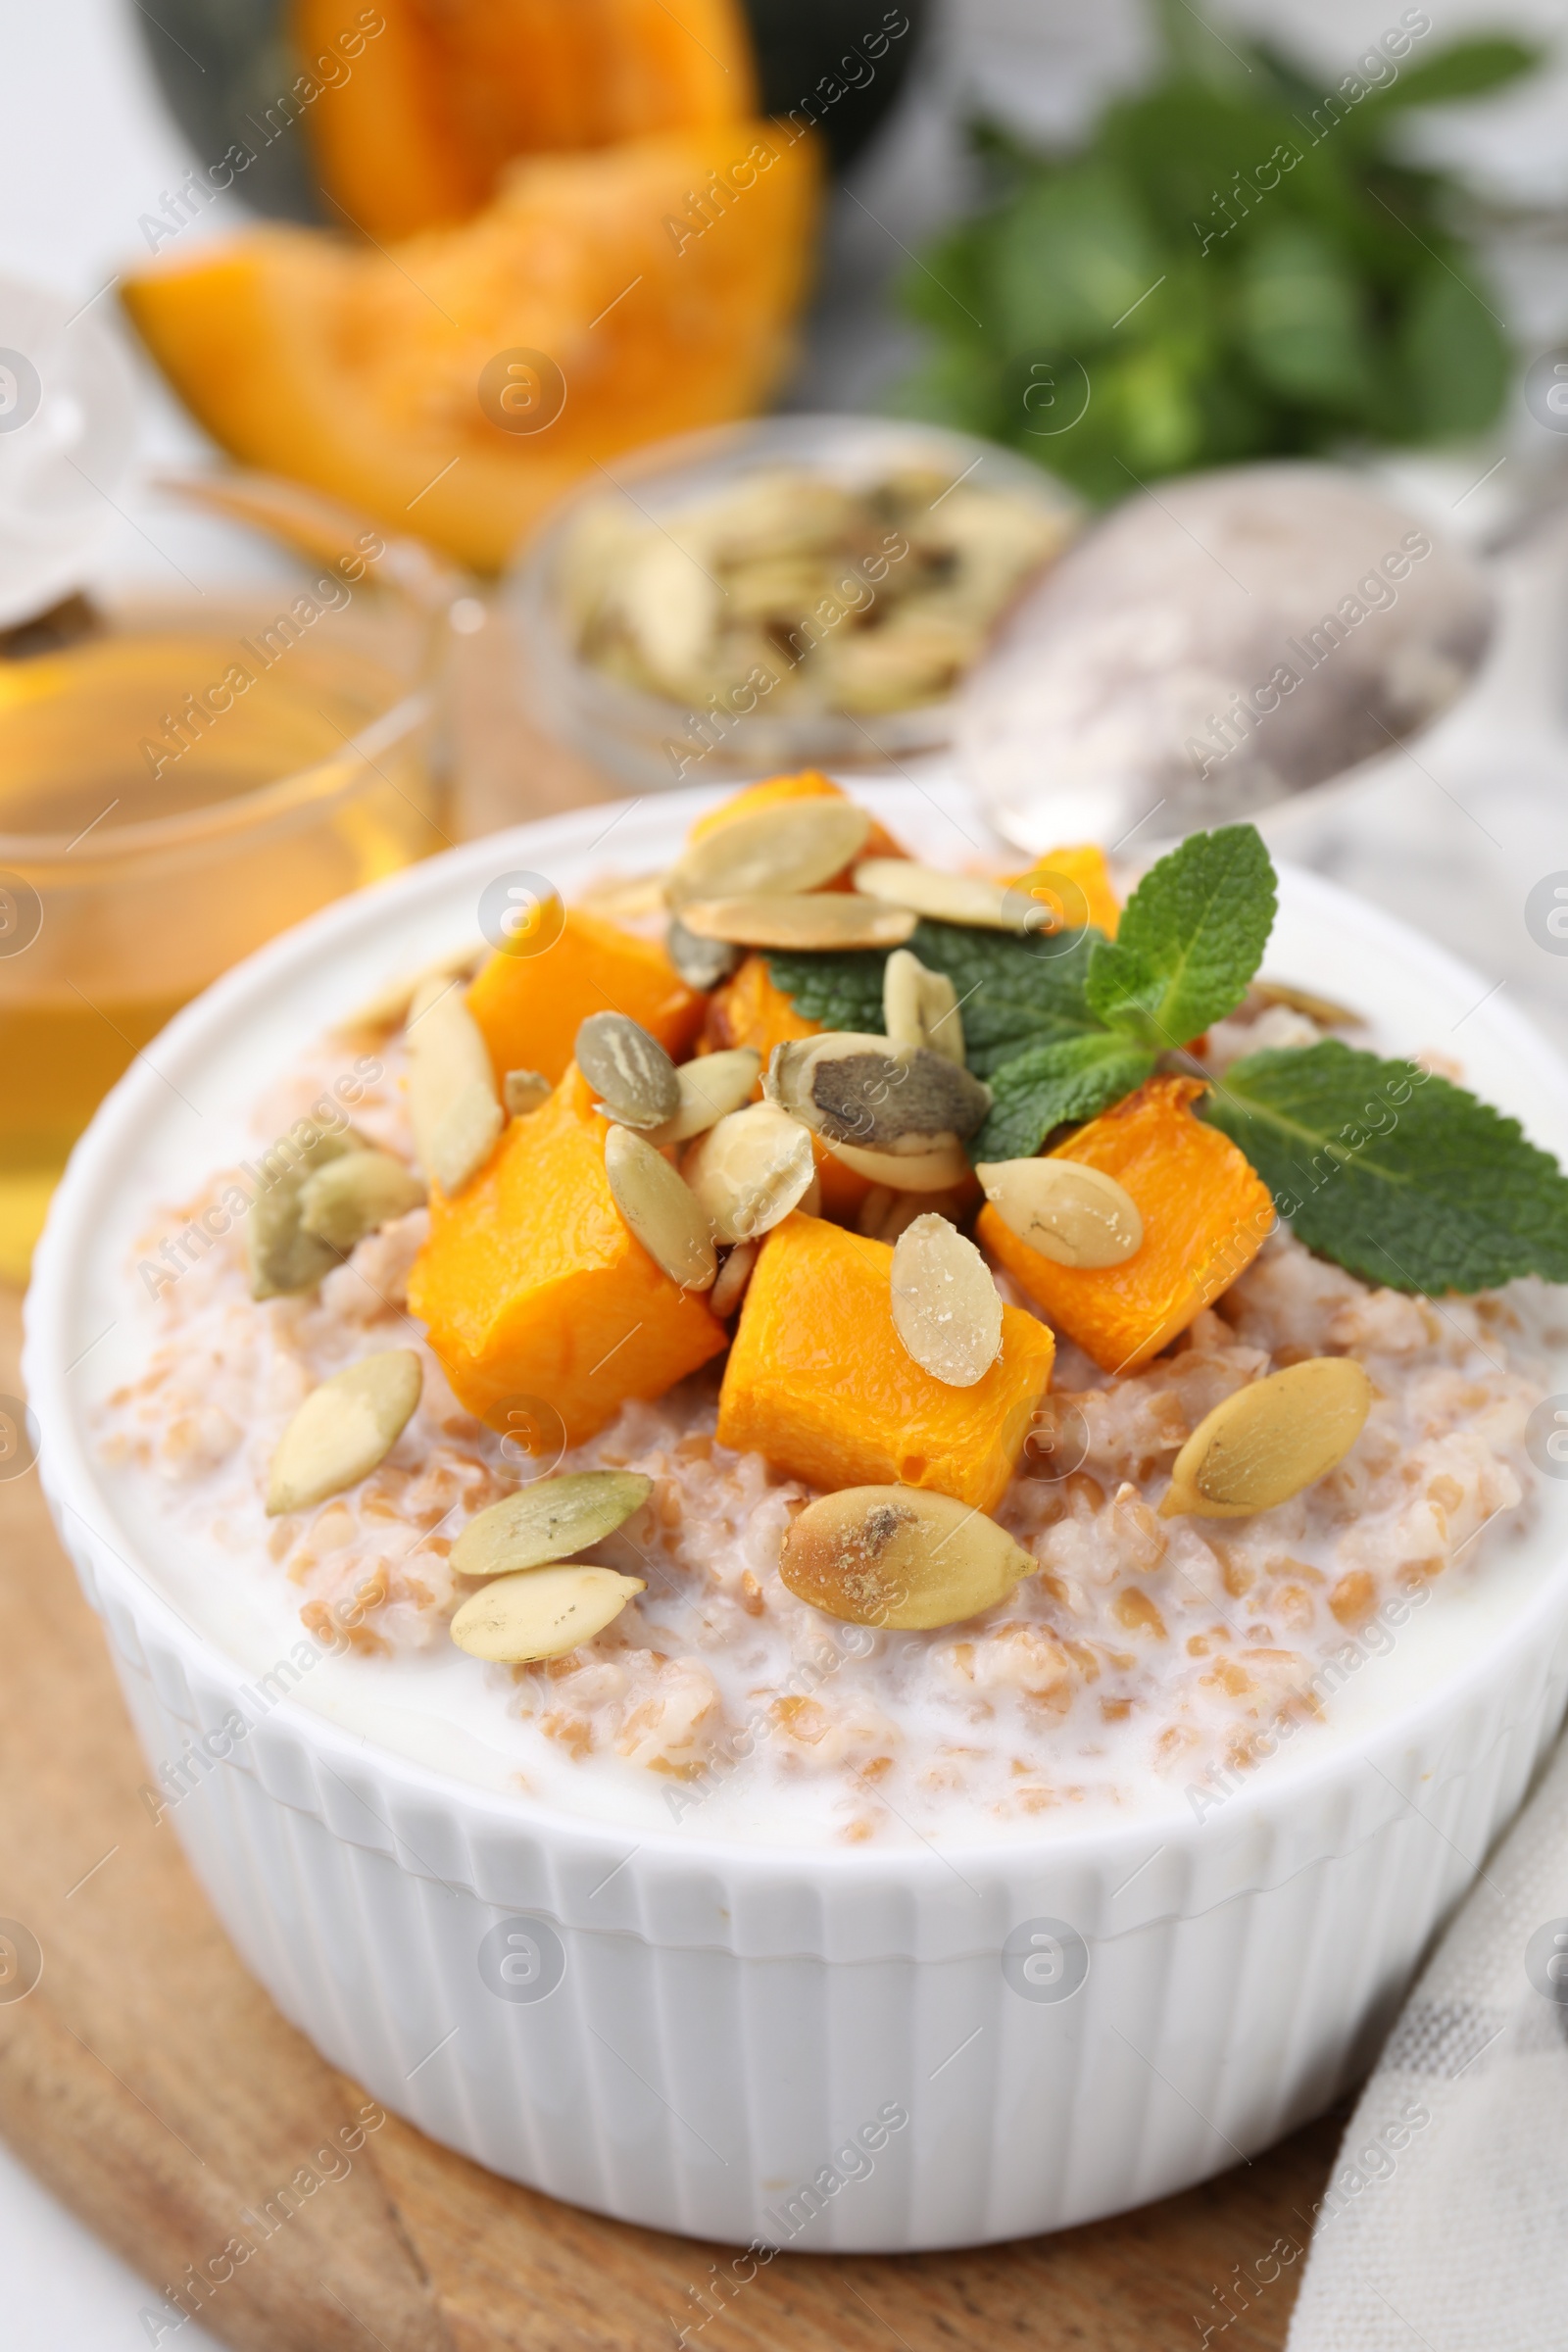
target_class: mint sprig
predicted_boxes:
[773,827,1266,1158]
[1084,824,1277,1049]
[1203,1042,1568,1294]
[763,825,1568,1296]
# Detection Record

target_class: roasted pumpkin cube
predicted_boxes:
[1008,843,1120,938]
[408,1066,726,1445]
[978,1076,1274,1376]
[466,906,704,1092]
[716,1210,1054,1510]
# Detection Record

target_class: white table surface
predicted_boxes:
[1,0,1566,2340]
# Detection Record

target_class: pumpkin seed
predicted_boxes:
[664,799,871,909]
[408,975,505,1195]
[248,1121,370,1299]
[452,1470,654,1579]
[1253,978,1364,1029]
[298,1150,426,1251]
[890,1214,1003,1388]
[645,1048,761,1146]
[679,894,916,952]
[765,1033,990,1154]
[667,915,741,990]
[780,1486,1035,1631]
[683,1102,816,1244]
[338,942,484,1033]
[976,1157,1143,1269]
[855,858,1040,934]
[708,1238,759,1317]
[1159,1357,1373,1520]
[451,1564,646,1662]
[503,1068,552,1117]
[576,1011,680,1129]
[882,949,925,1054]
[882,949,965,1064]
[823,1135,973,1192]
[604,1124,717,1289]
[266,1349,423,1515]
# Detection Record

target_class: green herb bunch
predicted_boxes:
[768,824,1568,1298]
[895,3,1540,499]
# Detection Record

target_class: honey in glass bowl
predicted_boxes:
[0,588,446,1280]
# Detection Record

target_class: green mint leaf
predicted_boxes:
[1087,824,1276,1048]
[1353,36,1541,119]
[764,947,887,1035]
[906,920,1105,1077]
[766,921,1106,1077]
[972,1035,1158,1163]
[1202,1041,1568,1294]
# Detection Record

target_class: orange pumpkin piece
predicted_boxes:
[1009,843,1120,938]
[717,1211,1054,1512]
[688,770,906,866]
[293,0,755,240]
[466,906,704,1091]
[121,125,819,573]
[978,1077,1274,1377]
[408,1065,726,1444]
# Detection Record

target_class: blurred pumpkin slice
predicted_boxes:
[293,0,756,239]
[121,125,819,573]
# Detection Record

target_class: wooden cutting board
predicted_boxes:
[0,640,1337,2346]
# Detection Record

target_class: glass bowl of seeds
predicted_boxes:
[506,414,1082,790]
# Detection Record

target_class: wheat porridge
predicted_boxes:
[95,782,1568,1844]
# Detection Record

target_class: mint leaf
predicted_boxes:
[767,920,1105,1076]
[1087,824,1276,1049]
[1202,1041,1568,1294]
[765,947,886,1034]
[906,921,1105,1077]
[973,1035,1157,1162]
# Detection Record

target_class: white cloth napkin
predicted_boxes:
[1285,1732,1568,2350]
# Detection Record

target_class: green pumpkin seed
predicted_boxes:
[298,1150,426,1252]
[452,1470,654,1578]
[604,1124,717,1289]
[577,1011,680,1129]
[248,1121,370,1299]
[503,1068,552,1116]
[451,1565,646,1662]
[666,915,742,990]
[781,1487,1035,1630]
[1160,1358,1373,1519]
[266,1349,422,1515]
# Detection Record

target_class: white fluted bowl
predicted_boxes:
[24,782,1568,2250]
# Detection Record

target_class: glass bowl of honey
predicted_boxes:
[0,565,448,1279]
